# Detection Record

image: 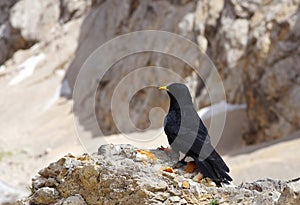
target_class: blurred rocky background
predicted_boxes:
[0,0,300,204]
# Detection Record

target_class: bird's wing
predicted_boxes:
[206,148,230,173]
[171,126,207,155]
[176,126,230,173]
[164,109,182,144]
[181,106,208,135]
[192,132,230,172]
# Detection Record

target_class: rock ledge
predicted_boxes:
[18,144,300,205]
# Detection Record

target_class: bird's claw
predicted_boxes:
[158,146,172,153]
[173,160,187,169]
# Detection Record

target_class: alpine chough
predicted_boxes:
[159,83,232,185]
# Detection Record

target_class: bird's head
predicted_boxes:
[159,83,193,106]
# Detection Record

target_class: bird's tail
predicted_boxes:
[191,151,232,186]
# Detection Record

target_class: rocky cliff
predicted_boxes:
[64,0,299,143]
[18,144,300,205]
[1,0,300,144]
[193,0,300,144]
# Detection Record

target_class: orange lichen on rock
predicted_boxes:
[193,173,204,183]
[185,161,197,173]
[136,149,158,161]
[182,181,190,189]
[77,153,91,161]
[161,167,174,173]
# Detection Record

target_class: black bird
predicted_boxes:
[159,83,232,185]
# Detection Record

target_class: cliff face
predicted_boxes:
[213,0,300,144]
[18,144,300,205]
[63,0,300,143]
[0,0,34,64]
[189,0,300,143]
[1,1,300,143]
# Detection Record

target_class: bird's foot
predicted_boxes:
[184,161,197,173]
[158,146,172,153]
[173,160,187,169]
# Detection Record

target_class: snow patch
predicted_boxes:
[55,69,65,77]
[198,100,246,120]
[43,85,61,111]
[9,53,46,86]
[43,70,67,111]
[0,65,6,73]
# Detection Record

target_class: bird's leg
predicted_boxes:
[158,146,172,153]
[173,155,188,168]
[180,155,187,163]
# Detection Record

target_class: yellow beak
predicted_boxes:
[159,86,169,91]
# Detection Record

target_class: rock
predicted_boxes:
[59,0,92,23]
[62,194,87,205]
[278,178,300,204]
[182,181,190,189]
[0,0,32,64]
[10,0,60,42]
[29,187,60,205]
[1,0,299,172]
[1,0,92,64]
[165,195,181,203]
[239,1,300,143]
[18,144,300,204]
[194,0,300,144]
[0,0,16,24]
[9,0,92,42]
[66,0,199,136]
[0,0,299,154]
[62,0,300,144]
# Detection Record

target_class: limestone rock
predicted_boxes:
[2,0,299,148]
[62,194,87,205]
[59,0,92,23]
[29,187,60,205]
[0,0,32,64]
[67,0,198,136]
[278,178,300,204]
[239,0,300,143]
[194,0,300,144]
[10,0,60,41]
[9,0,92,42]
[18,144,300,205]
[64,0,300,143]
